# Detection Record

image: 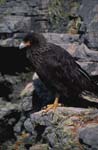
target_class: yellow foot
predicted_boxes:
[42,103,62,112]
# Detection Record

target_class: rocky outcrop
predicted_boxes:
[1,70,98,149]
[0,0,49,34]
[0,0,98,34]
[2,106,98,150]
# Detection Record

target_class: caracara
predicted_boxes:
[19,32,98,111]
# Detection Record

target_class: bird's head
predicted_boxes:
[19,32,45,49]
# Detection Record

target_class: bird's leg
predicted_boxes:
[43,96,62,112]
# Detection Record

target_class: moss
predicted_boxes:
[48,0,80,32]
[48,0,68,31]
[0,0,6,5]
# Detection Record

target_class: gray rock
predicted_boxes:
[0,0,98,40]
[85,33,98,49]
[0,102,20,119]
[0,0,49,33]
[24,107,89,149]
[24,118,34,133]
[21,96,33,112]
[79,125,98,150]
[14,116,26,133]
[73,43,98,75]
[79,0,98,33]
[30,144,48,150]
[73,44,98,61]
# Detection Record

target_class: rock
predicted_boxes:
[21,96,33,112]
[0,0,49,34]
[0,47,34,144]
[30,144,48,150]
[0,76,13,99]
[79,125,98,150]
[14,116,26,134]
[0,107,21,143]
[0,0,98,44]
[73,43,98,76]
[85,33,98,49]
[24,107,91,150]
[79,0,98,33]
[0,102,20,119]
[24,118,35,134]
[73,43,98,61]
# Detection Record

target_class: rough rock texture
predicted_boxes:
[1,71,98,149]
[0,0,98,47]
[79,0,98,33]
[0,0,49,34]
[79,125,98,150]
[85,33,98,50]
[4,107,98,150]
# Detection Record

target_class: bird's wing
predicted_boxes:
[38,44,92,93]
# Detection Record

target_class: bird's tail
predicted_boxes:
[92,82,98,96]
[78,65,98,96]
[81,81,98,102]
[87,80,98,97]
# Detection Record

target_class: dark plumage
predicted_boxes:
[19,32,98,110]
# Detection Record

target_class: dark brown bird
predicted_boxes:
[19,32,98,111]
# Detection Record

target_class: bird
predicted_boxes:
[19,32,98,112]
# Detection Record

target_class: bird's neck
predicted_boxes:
[26,46,45,70]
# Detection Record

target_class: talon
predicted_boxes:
[42,96,62,112]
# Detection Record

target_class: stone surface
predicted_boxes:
[22,107,98,150]
[0,0,98,37]
[0,0,49,33]
[79,0,98,33]
[79,125,98,150]
[85,33,98,49]
[30,144,48,150]
[73,43,98,76]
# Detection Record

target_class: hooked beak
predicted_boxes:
[19,42,27,49]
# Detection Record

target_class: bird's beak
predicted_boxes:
[19,42,27,49]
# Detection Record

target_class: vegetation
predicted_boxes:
[48,0,68,32]
[48,0,80,32]
[0,0,6,4]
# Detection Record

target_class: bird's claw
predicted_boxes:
[42,103,62,113]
